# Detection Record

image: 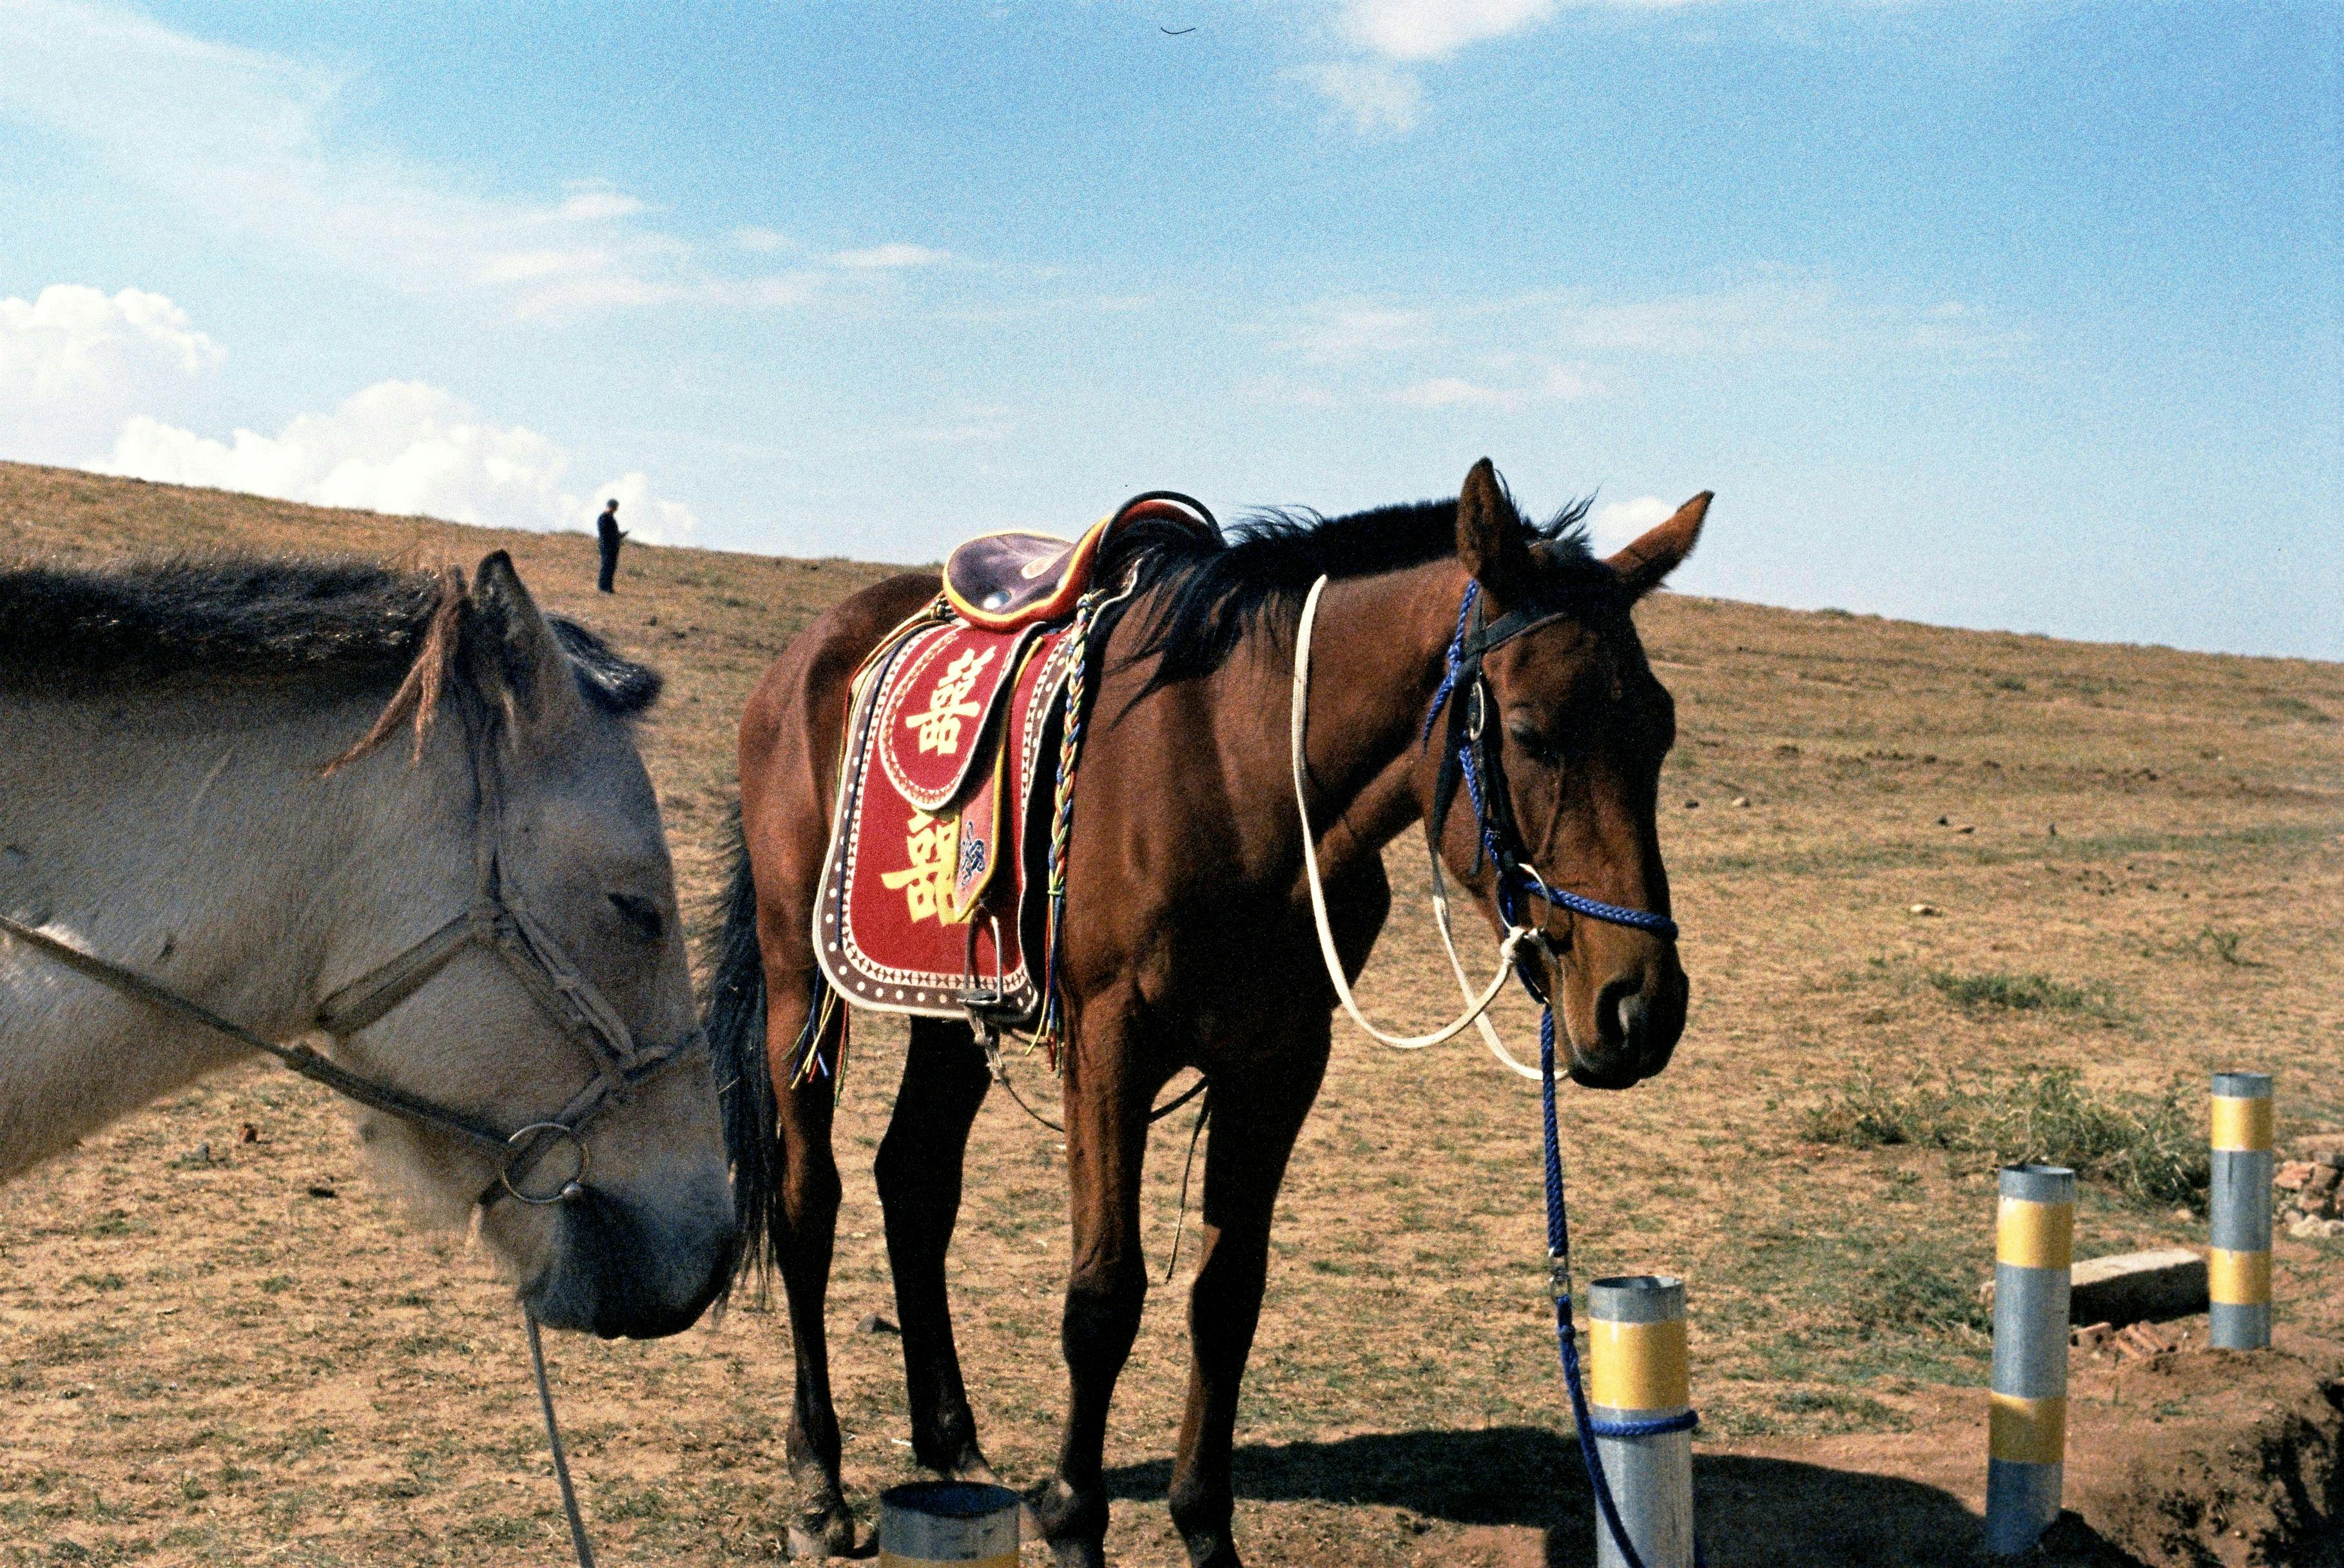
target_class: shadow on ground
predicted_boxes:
[1105,1428,2147,1566]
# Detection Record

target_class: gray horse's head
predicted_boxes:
[326,554,732,1338]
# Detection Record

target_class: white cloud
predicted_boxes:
[0,284,222,463]
[1387,361,1602,410]
[827,243,953,270]
[1390,376,1509,408]
[1272,302,1438,362]
[1310,0,1708,136]
[1270,276,2017,404]
[732,226,793,252]
[1589,494,1672,555]
[555,184,647,222]
[1339,0,1556,61]
[100,380,699,544]
[0,1,940,318]
[1293,59,1424,135]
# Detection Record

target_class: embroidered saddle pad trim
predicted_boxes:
[943,516,1110,632]
[815,614,1079,1023]
[877,620,1049,814]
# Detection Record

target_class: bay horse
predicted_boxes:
[712,460,1705,1564]
[0,551,733,1338]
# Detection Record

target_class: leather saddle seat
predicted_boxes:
[943,493,1219,632]
[944,519,1112,631]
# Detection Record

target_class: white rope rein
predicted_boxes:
[1290,575,1539,1072]
[1429,855,1545,1081]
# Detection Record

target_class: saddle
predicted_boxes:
[943,517,1113,632]
[815,494,1215,1028]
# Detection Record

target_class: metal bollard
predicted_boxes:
[877,1480,1021,1568]
[1985,1164,2074,1558]
[2209,1070,2274,1350]
[1587,1274,1696,1568]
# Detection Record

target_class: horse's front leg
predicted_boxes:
[1033,1012,1154,1568]
[1165,1026,1329,1568]
[767,974,853,1559]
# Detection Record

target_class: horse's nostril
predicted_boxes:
[1616,991,1650,1052]
[1595,976,1642,1052]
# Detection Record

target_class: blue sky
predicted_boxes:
[1,1,2336,658]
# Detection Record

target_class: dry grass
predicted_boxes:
[2,461,2340,1565]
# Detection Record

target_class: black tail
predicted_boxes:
[707,800,778,1302]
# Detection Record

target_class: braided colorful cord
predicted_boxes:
[1032,588,1105,1068]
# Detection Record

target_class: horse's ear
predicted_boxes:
[466,552,585,736]
[1456,458,1533,598]
[1605,491,1710,601]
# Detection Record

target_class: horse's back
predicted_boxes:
[736,571,940,954]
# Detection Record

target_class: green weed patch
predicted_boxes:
[1925,969,2117,1019]
[1801,1067,2208,1208]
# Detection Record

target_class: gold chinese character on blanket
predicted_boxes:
[901,646,996,756]
[878,808,960,923]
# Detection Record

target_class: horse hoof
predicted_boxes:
[1049,1542,1107,1568]
[1179,1528,1243,1568]
[950,1456,1001,1485]
[786,1510,857,1560]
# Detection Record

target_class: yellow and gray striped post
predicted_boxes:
[2209,1070,2274,1350]
[877,1481,1020,1568]
[1986,1163,2074,1558]
[1587,1275,1696,1568]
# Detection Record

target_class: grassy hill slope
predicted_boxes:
[3,461,2338,1565]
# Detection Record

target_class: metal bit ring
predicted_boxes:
[501,1121,589,1206]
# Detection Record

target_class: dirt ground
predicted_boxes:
[2,462,2339,1565]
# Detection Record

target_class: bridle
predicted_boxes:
[1424,577,1680,951]
[0,690,706,1210]
[1290,573,1676,1073]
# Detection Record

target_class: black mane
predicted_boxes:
[0,556,660,715]
[1099,491,1609,698]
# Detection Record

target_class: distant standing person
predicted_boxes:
[596,498,626,593]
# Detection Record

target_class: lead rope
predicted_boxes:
[1541,1009,1706,1568]
[526,1312,599,1568]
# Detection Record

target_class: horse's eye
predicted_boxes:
[1504,716,1561,766]
[608,892,666,940]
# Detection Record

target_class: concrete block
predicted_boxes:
[1979,1248,2210,1328]
[2068,1248,2207,1328]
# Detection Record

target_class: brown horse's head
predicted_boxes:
[1436,459,1706,1089]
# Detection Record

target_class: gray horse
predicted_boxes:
[0,550,732,1339]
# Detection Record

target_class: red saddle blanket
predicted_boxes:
[815,614,1079,1022]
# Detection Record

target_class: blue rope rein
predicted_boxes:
[1421,582,1479,744]
[1543,1008,1689,1568]
[1422,576,1697,1565]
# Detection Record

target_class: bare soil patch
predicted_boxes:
[3,463,2338,1564]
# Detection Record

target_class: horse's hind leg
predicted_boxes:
[875,1016,995,1478]
[768,976,854,1558]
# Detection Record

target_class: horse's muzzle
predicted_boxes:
[524,1179,737,1339]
